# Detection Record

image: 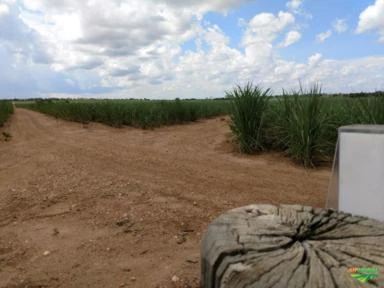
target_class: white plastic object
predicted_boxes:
[327,125,384,221]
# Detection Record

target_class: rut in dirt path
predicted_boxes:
[0,108,330,288]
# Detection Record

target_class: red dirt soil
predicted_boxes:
[0,108,330,288]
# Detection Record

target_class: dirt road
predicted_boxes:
[0,108,330,288]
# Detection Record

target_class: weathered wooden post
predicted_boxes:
[201,204,384,288]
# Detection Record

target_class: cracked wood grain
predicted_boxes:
[201,204,384,288]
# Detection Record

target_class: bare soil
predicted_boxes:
[0,108,330,288]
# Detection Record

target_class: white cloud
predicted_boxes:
[279,30,301,48]
[243,12,295,45]
[18,0,202,75]
[305,56,384,92]
[285,0,312,18]
[0,0,15,18]
[0,4,10,18]
[242,11,295,62]
[286,0,302,11]
[357,0,384,43]
[316,30,332,43]
[333,18,348,33]
[0,0,383,99]
[308,53,322,66]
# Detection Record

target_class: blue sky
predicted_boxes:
[202,0,383,60]
[0,0,383,99]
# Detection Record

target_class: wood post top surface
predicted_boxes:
[201,204,384,288]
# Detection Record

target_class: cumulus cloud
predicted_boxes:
[308,53,323,66]
[357,0,384,43]
[0,0,383,99]
[333,18,348,33]
[316,30,332,43]
[285,0,312,18]
[286,0,302,11]
[242,11,295,63]
[243,12,295,44]
[307,56,384,92]
[20,1,197,66]
[279,30,302,47]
